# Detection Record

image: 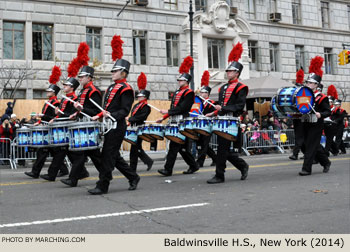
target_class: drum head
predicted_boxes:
[294,86,315,114]
[180,130,198,140]
[150,134,164,140]
[139,135,155,143]
[194,129,211,136]
[123,138,137,146]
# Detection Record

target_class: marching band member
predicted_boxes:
[299,56,331,176]
[156,56,198,176]
[24,66,69,179]
[289,68,305,160]
[324,85,338,156]
[61,65,104,187]
[333,99,347,155]
[205,42,249,184]
[126,72,154,172]
[195,70,217,168]
[40,77,89,182]
[89,35,140,195]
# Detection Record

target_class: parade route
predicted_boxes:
[0,153,349,234]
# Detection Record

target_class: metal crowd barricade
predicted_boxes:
[278,129,295,150]
[242,130,284,156]
[0,138,15,169]
[209,134,218,151]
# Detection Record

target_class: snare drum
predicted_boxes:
[31,126,50,147]
[179,118,198,140]
[212,116,239,141]
[50,121,72,146]
[68,122,101,151]
[137,125,155,143]
[276,86,315,116]
[124,127,138,145]
[165,124,186,144]
[192,116,212,136]
[16,127,31,146]
[148,124,165,140]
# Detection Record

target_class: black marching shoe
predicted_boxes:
[40,174,55,181]
[77,171,90,180]
[207,176,225,184]
[24,171,39,179]
[60,178,77,187]
[323,161,331,173]
[241,165,249,180]
[147,160,154,171]
[196,162,204,168]
[128,176,140,191]
[289,155,298,160]
[88,187,108,195]
[340,151,346,155]
[183,164,199,174]
[158,169,172,177]
[56,171,69,177]
[298,170,311,176]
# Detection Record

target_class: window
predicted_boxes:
[166,33,179,66]
[86,27,102,61]
[195,0,207,12]
[133,30,147,65]
[348,5,350,27]
[292,0,301,25]
[33,90,47,99]
[321,1,330,28]
[324,48,334,75]
[207,39,225,69]
[269,0,277,13]
[3,22,25,60]
[164,0,177,10]
[2,89,26,99]
[32,24,53,60]
[248,41,260,71]
[269,43,279,72]
[295,45,305,72]
[245,0,256,19]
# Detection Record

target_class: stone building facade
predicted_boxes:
[0,0,349,100]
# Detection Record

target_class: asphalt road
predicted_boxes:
[0,153,349,234]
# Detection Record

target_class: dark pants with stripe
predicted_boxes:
[96,122,139,192]
[301,122,330,173]
[31,147,68,176]
[292,119,304,157]
[215,135,248,180]
[164,138,197,173]
[324,123,337,155]
[130,138,153,171]
[196,134,217,166]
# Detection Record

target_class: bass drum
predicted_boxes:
[271,95,286,119]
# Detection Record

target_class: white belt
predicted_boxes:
[301,114,317,123]
[170,115,183,122]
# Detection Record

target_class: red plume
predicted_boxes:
[49,66,62,84]
[77,42,90,66]
[308,56,324,77]
[67,58,80,78]
[228,42,243,63]
[179,56,193,74]
[295,68,304,84]
[327,85,338,99]
[201,71,210,87]
[137,72,147,91]
[111,35,124,61]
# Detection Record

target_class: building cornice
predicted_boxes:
[249,20,350,36]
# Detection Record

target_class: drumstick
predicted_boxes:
[198,96,216,107]
[61,95,92,120]
[308,102,317,114]
[144,121,157,123]
[89,98,116,122]
[147,103,161,112]
[45,101,64,114]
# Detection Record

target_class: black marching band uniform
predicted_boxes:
[128,86,154,172]
[61,66,103,187]
[24,83,68,178]
[196,83,217,167]
[207,60,249,184]
[40,78,88,182]
[158,71,199,176]
[333,100,347,154]
[299,70,331,176]
[324,97,337,156]
[88,59,140,195]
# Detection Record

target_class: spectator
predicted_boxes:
[28,112,38,124]
[242,114,253,125]
[0,115,13,164]
[5,101,14,117]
